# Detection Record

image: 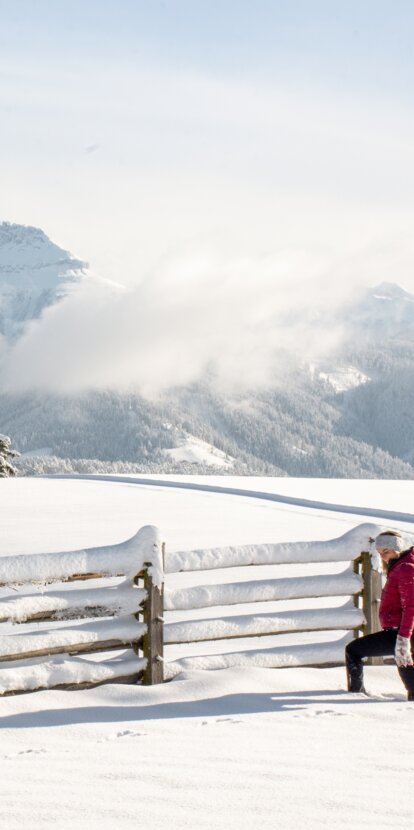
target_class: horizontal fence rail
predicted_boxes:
[165,523,386,573]
[0,526,162,586]
[0,617,146,662]
[0,653,146,696]
[164,635,354,679]
[164,569,362,611]
[164,604,364,645]
[0,582,147,624]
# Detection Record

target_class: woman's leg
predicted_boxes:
[345,630,397,692]
[397,635,414,697]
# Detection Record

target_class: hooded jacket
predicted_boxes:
[379,548,414,638]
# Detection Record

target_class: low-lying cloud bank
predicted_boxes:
[0,251,353,396]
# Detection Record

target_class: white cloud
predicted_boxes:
[0,250,349,395]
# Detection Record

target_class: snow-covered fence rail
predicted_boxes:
[0,525,164,695]
[163,524,388,678]
[164,571,362,612]
[165,524,382,573]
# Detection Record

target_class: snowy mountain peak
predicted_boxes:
[370,281,414,303]
[339,281,414,344]
[0,222,86,291]
[0,222,121,340]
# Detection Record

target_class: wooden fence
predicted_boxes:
[0,525,164,695]
[161,529,384,677]
[0,524,386,693]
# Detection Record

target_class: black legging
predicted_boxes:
[346,629,414,694]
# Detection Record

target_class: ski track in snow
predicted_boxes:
[45,473,414,524]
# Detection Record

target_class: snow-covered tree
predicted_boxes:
[0,434,19,477]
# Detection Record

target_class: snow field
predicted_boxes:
[1,476,414,829]
[0,665,413,830]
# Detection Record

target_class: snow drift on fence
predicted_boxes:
[0,652,144,694]
[164,634,353,678]
[164,603,364,644]
[0,617,145,661]
[0,582,146,623]
[0,525,164,587]
[164,567,362,610]
[165,522,394,572]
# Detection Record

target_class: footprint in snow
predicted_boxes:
[3,748,47,760]
[116,729,147,738]
[100,729,147,741]
[290,708,346,718]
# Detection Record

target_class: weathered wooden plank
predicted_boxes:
[165,570,362,611]
[0,607,117,624]
[165,622,362,645]
[0,636,144,663]
[0,572,126,588]
[165,605,364,644]
[0,602,145,626]
[0,671,144,696]
[0,582,146,625]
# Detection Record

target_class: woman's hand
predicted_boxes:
[395,635,414,668]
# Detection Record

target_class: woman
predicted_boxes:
[345,530,414,700]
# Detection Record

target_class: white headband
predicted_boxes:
[375,533,404,552]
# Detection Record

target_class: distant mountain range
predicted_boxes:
[1,221,414,478]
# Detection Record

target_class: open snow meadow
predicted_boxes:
[1,474,414,829]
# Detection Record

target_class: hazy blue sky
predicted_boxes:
[1,1,413,291]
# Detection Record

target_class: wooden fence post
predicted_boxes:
[352,555,363,638]
[361,550,383,666]
[141,543,164,685]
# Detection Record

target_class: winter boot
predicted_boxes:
[407,692,414,701]
[345,649,366,694]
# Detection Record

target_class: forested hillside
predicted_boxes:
[4,368,414,479]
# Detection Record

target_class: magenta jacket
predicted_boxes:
[379,548,414,638]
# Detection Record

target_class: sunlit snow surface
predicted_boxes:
[164,435,234,468]
[0,475,414,830]
[319,365,370,392]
